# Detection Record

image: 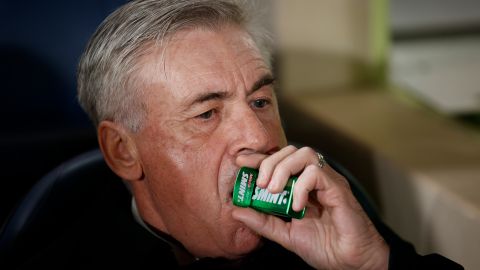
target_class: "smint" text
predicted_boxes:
[252,187,289,205]
[237,171,251,202]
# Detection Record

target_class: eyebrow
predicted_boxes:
[248,74,275,96]
[187,73,275,107]
[186,91,230,108]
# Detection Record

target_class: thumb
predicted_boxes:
[232,208,291,248]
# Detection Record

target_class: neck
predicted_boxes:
[131,197,198,265]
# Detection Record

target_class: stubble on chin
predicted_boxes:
[225,224,263,259]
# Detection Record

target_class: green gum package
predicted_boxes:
[232,167,305,219]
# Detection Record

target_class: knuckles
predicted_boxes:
[297,146,317,157]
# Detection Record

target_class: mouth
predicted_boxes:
[222,166,238,204]
[226,186,234,204]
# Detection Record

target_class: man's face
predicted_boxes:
[131,25,287,258]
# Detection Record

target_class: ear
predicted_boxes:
[98,121,144,182]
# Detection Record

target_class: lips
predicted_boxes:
[227,174,237,204]
[223,166,238,204]
[229,189,234,202]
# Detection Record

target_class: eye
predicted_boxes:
[252,98,270,109]
[196,109,215,120]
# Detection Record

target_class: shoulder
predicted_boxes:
[5,192,176,268]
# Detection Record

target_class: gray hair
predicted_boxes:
[77,0,272,132]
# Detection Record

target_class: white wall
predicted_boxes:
[390,0,480,34]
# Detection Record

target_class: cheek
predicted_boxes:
[261,111,287,145]
[275,121,287,145]
[139,127,225,202]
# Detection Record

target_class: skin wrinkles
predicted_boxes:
[128,25,287,258]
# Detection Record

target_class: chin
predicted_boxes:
[227,225,263,259]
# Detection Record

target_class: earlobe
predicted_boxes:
[98,121,144,181]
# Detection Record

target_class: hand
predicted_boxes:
[232,145,389,270]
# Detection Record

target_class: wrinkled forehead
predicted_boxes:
[133,25,268,90]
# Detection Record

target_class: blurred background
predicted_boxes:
[1,0,479,268]
[0,0,128,234]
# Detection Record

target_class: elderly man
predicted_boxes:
[14,0,458,269]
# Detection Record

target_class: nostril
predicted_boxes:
[266,146,280,155]
[237,148,258,156]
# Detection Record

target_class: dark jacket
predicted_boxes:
[0,150,463,269]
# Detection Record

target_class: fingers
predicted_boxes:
[236,146,322,191]
[236,145,346,212]
[256,145,298,188]
[293,164,352,212]
[235,146,387,270]
[291,164,322,211]
[236,145,298,188]
[264,146,319,193]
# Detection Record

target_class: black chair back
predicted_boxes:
[0,149,123,264]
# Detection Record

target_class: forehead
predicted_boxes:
[167,26,262,70]
[134,26,269,98]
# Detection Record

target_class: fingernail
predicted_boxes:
[257,172,266,187]
[292,200,299,211]
[267,181,275,192]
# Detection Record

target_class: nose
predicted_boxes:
[228,105,270,156]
